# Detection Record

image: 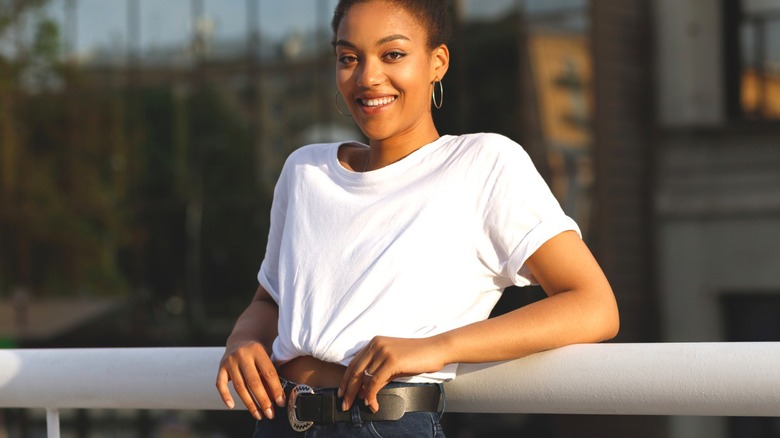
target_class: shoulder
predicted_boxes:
[285,142,336,164]
[274,143,340,192]
[446,133,531,166]
[456,132,517,145]
[450,133,525,154]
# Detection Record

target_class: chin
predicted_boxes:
[355,124,393,143]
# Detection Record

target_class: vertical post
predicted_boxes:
[127,0,140,70]
[722,0,742,119]
[190,0,206,60]
[64,0,77,60]
[514,0,551,182]
[186,0,206,339]
[451,0,469,130]
[315,0,332,128]
[246,0,267,191]
[46,409,60,438]
[754,17,766,117]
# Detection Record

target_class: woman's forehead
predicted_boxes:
[337,1,427,43]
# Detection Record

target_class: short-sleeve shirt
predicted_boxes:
[258,133,579,382]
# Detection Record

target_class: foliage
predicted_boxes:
[0,2,268,306]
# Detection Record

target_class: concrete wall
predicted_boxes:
[659,218,780,341]
[655,129,780,438]
[654,2,780,436]
[654,0,724,126]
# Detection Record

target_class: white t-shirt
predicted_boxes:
[258,133,579,382]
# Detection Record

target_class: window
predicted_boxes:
[721,292,780,437]
[725,0,780,120]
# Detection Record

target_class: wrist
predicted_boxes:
[226,335,265,352]
[429,332,457,366]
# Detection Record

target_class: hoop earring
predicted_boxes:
[334,90,352,117]
[432,79,444,110]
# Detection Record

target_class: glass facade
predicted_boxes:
[740,0,780,119]
[1,0,594,303]
[0,1,592,436]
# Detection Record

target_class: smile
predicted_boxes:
[359,96,397,107]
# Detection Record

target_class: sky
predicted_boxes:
[42,0,780,60]
[45,0,336,55]
[41,0,587,57]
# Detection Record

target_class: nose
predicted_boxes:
[356,58,384,87]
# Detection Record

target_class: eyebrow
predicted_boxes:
[333,34,411,48]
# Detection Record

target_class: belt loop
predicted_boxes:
[437,383,446,419]
[350,403,363,427]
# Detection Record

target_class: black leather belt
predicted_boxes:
[286,384,441,432]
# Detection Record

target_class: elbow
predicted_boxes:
[602,311,620,342]
[591,279,620,342]
[598,298,620,342]
[578,289,619,343]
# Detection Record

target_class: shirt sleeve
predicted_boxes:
[478,135,580,286]
[257,157,292,304]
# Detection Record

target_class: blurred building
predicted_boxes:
[2,0,780,437]
[653,0,780,437]
[488,1,780,437]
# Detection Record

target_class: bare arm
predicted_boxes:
[340,230,619,411]
[215,285,285,421]
[436,230,619,362]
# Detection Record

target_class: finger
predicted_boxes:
[238,361,277,420]
[362,379,388,413]
[254,355,286,407]
[337,360,355,399]
[227,367,267,420]
[339,344,370,398]
[215,367,236,409]
[361,360,390,413]
[357,367,376,400]
[340,353,374,411]
[227,354,277,421]
[341,364,365,411]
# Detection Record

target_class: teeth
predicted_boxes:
[361,96,396,107]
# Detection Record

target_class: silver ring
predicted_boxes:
[364,369,374,378]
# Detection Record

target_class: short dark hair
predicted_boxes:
[331,0,452,50]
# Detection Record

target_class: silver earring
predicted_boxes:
[432,79,444,110]
[334,90,352,117]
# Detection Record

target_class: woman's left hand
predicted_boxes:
[338,336,448,413]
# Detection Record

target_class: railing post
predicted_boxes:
[46,408,60,438]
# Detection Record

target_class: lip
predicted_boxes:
[354,93,398,113]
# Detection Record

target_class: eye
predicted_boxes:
[338,54,358,65]
[383,51,406,61]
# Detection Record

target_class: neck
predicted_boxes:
[365,129,441,171]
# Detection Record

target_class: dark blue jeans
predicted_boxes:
[252,380,446,437]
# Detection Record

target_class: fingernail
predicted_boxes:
[264,408,275,420]
[364,399,369,406]
[226,400,235,409]
[341,400,348,412]
[276,395,286,407]
[337,388,343,398]
[252,410,263,421]
[370,404,378,414]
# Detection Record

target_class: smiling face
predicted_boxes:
[334,0,449,149]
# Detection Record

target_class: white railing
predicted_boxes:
[2,343,780,437]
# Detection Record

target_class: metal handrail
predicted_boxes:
[2,343,780,437]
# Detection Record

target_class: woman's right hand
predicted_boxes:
[216,340,286,420]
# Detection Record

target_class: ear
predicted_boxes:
[431,44,450,82]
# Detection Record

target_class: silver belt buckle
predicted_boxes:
[288,384,315,432]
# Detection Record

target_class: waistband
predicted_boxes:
[281,378,444,431]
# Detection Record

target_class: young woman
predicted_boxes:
[216,0,619,436]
